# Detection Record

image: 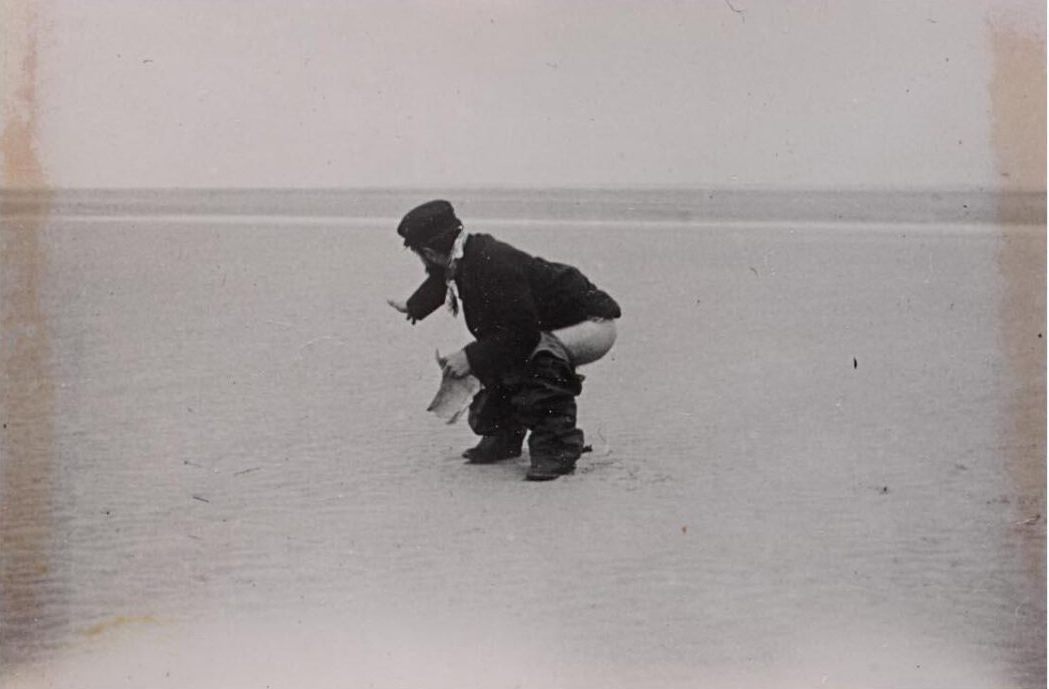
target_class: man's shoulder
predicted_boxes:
[465,233,531,263]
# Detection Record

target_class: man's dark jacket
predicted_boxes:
[406,233,620,385]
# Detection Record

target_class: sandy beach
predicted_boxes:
[1,193,1044,688]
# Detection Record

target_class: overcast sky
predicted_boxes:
[4,0,1045,189]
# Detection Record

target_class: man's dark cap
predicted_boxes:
[397,200,460,248]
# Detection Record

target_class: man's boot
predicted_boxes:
[525,454,576,481]
[462,427,526,464]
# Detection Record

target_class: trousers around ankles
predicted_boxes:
[516,352,585,464]
[468,350,585,464]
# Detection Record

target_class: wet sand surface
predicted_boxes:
[1,215,1044,688]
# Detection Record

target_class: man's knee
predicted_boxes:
[468,387,518,436]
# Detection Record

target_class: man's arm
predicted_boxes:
[400,271,446,324]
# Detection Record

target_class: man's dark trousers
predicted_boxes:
[468,349,585,471]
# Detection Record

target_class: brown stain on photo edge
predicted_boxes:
[0,0,58,671]
[988,13,1047,686]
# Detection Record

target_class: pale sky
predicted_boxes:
[3,0,1045,189]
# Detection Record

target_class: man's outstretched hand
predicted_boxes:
[387,298,417,324]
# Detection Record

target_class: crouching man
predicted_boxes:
[388,200,621,481]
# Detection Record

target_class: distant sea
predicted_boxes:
[1,187,1045,225]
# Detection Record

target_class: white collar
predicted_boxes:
[450,229,468,264]
[447,230,469,279]
[444,229,468,316]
